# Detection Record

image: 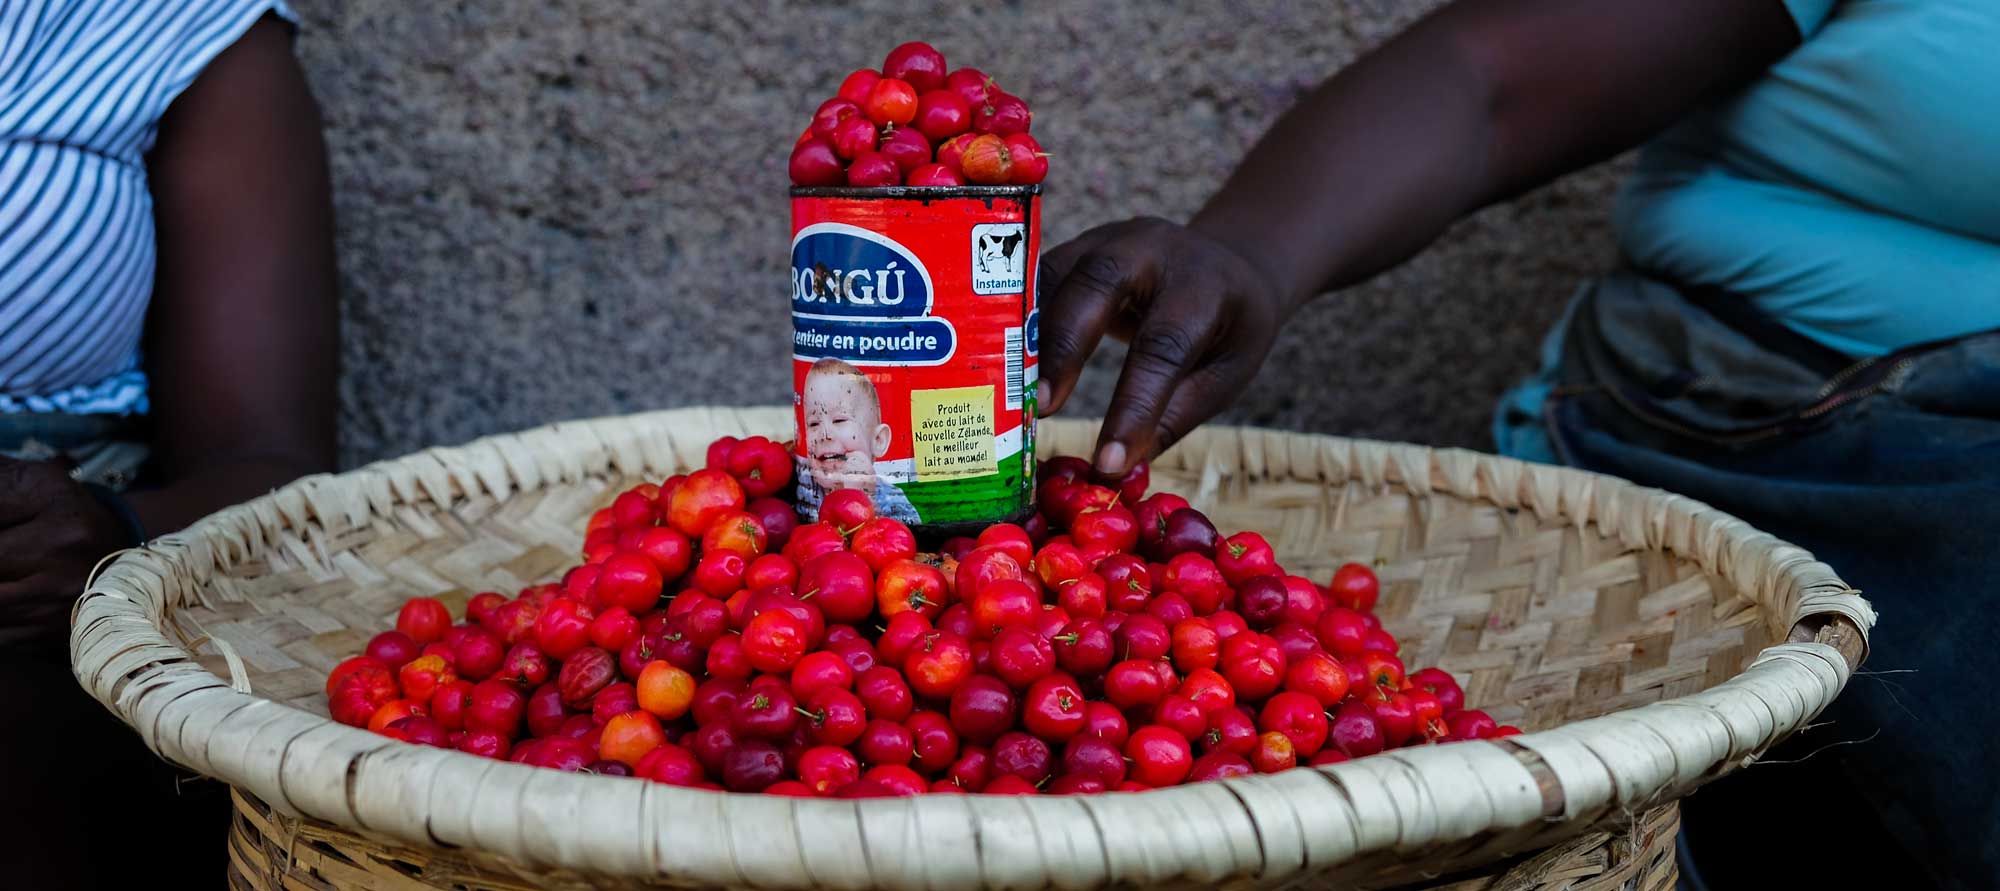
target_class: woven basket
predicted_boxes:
[71,407,1873,891]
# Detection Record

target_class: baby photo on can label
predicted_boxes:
[800,358,920,522]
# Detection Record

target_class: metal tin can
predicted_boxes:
[789,185,1040,539]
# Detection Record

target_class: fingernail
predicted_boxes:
[1096,441,1126,477]
[1034,380,1050,407]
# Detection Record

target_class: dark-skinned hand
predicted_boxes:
[0,456,129,649]
[1034,217,1290,478]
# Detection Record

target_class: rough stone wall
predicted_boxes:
[291,0,1625,468]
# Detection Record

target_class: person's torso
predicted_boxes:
[0,0,287,414]
[1616,0,2000,357]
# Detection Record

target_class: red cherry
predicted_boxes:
[365,630,420,672]
[799,551,875,624]
[846,151,901,188]
[1097,554,1152,611]
[972,92,1032,136]
[1021,674,1087,742]
[1371,692,1419,748]
[848,517,917,572]
[907,710,960,773]
[1330,700,1385,757]
[1114,613,1172,663]
[741,609,810,673]
[783,522,847,565]
[789,140,844,187]
[1003,133,1047,186]
[905,163,964,187]
[802,687,868,747]
[862,765,926,797]
[1177,667,1237,716]
[746,498,798,551]
[811,97,864,141]
[855,665,915,722]
[1316,607,1369,659]
[1070,505,1139,554]
[830,114,879,161]
[1057,572,1109,619]
[790,650,855,703]
[1169,618,1221,674]
[819,488,876,532]
[1104,660,1168,710]
[449,626,505,682]
[1125,726,1193,787]
[970,578,1039,639]
[862,78,919,126]
[958,133,1013,185]
[798,745,862,796]
[948,675,1016,745]
[1361,628,1400,655]
[1271,622,1322,665]
[1409,667,1466,714]
[877,611,934,666]
[1052,618,1114,677]
[587,607,640,653]
[878,126,931,176]
[1284,651,1351,707]
[837,69,881,105]
[947,745,994,792]
[935,132,978,177]
[1220,633,1285,701]
[913,89,972,142]
[825,636,878,677]
[1082,701,1129,747]
[1060,735,1126,786]
[722,740,785,792]
[882,41,948,93]
[989,626,1056,689]
[691,550,747,597]
[1134,493,1190,556]
[856,718,915,766]
[991,731,1054,785]
[500,641,552,688]
[396,597,452,645]
[525,682,568,737]
[1201,707,1258,756]
[1329,562,1380,612]
[1164,552,1230,614]
[904,630,975,700]
[1209,610,1249,641]
[945,67,993,108]
[1259,691,1329,757]
[1251,731,1297,774]
[1189,751,1255,782]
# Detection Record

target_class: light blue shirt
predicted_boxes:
[1616,0,2000,357]
[0,0,295,415]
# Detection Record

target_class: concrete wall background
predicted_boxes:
[292,0,1626,469]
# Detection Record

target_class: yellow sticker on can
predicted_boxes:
[911,385,997,482]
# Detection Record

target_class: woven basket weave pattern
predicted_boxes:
[74,407,1873,890]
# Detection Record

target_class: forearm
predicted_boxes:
[1191,13,1495,308]
[1188,0,1799,308]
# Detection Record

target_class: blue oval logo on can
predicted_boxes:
[791,222,954,365]
[791,223,934,319]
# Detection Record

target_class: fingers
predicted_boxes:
[1034,226,1143,417]
[1094,282,1225,476]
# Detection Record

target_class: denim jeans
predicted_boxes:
[1509,271,1999,890]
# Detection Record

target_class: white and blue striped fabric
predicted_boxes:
[0,0,294,415]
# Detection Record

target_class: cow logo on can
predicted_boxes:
[790,187,1040,534]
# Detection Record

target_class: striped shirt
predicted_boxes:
[0,0,294,415]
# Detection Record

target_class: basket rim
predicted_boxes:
[70,405,1874,889]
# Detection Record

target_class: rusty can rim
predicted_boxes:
[789,185,1041,199]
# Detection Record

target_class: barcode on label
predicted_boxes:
[1004,326,1025,409]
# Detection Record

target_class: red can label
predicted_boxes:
[790,188,1039,528]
